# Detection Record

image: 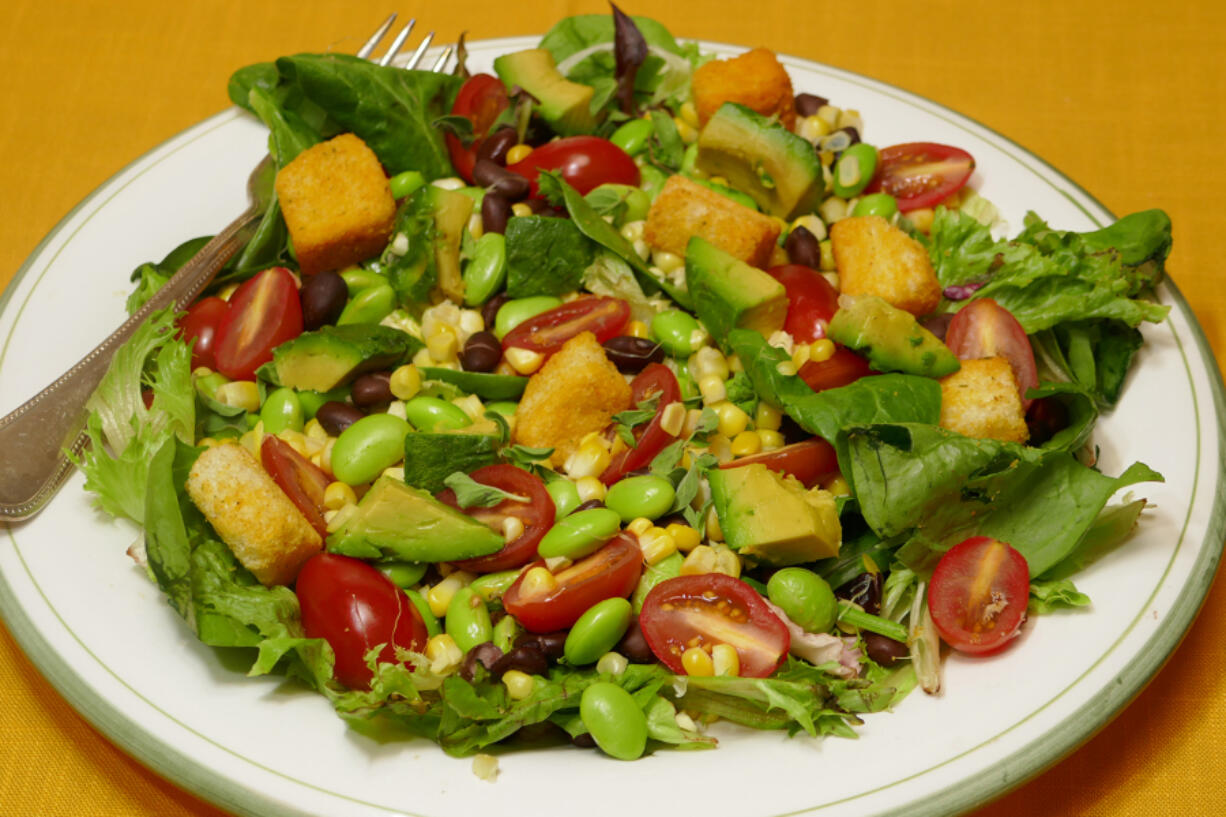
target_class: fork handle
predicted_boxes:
[0,203,262,521]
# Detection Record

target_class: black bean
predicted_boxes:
[785,225,822,269]
[602,335,665,373]
[515,630,567,661]
[460,331,502,373]
[482,193,511,235]
[299,270,348,330]
[473,159,531,202]
[615,617,656,664]
[460,642,505,681]
[492,643,549,677]
[574,499,606,512]
[481,292,511,329]
[863,633,909,667]
[315,401,364,436]
[794,93,828,117]
[350,372,393,408]
[837,572,883,616]
[476,126,518,166]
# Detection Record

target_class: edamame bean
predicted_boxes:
[609,118,655,156]
[378,561,428,589]
[494,296,562,339]
[537,507,622,560]
[337,282,396,326]
[579,681,648,760]
[767,567,838,633]
[493,613,521,653]
[483,400,518,420]
[650,309,708,357]
[405,588,441,638]
[832,143,879,198]
[469,569,521,603]
[852,192,899,220]
[330,413,411,485]
[389,170,425,200]
[604,475,675,522]
[680,142,699,175]
[339,267,387,296]
[259,387,304,434]
[463,232,507,306]
[445,586,494,653]
[546,478,582,520]
[403,396,472,432]
[564,597,632,665]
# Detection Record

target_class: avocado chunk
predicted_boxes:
[826,294,960,377]
[327,476,504,563]
[273,324,420,392]
[685,236,788,343]
[384,185,472,304]
[430,186,473,302]
[493,48,595,137]
[695,103,822,219]
[709,463,841,565]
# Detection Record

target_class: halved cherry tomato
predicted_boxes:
[864,142,975,212]
[261,435,330,538]
[767,265,840,343]
[944,297,1039,409]
[506,136,640,196]
[179,296,230,371]
[798,347,873,392]
[928,536,1030,655]
[446,74,511,183]
[640,574,791,678]
[295,553,429,689]
[719,438,838,488]
[600,363,681,485]
[501,296,630,357]
[502,533,643,633]
[439,464,555,573]
[213,267,303,381]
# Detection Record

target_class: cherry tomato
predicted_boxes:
[295,553,429,689]
[501,296,630,357]
[718,438,838,488]
[445,74,511,183]
[213,267,303,381]
[179,296,230,370]
[506,136,640,196]
[600,363,681,485]
[261,435,330,538]
[944,298,1039,409]
[864,142,975,212]
[640,574,791,678]
[502,533,643,633]
[928,536,1030,655]
[767,265,840,343]
[798,347,873,392]
[438,464,555,573]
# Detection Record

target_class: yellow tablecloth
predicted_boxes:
[2,1,1223,814]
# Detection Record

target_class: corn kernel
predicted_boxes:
[632,237,651,261]
[790,213,828,242]
[276,429,310,458]
[819,239,836,271]
[215,380,261,413]
[575,475,607,503]
[596,651,629,676]
[698,374,727,404]
[674,711,697,732]
[427,325,458,362]
[639,527,678,565]
[472,754,499,782]
[519,566,558,599]
[453,394,485,421]
[714,402,750,438]
[680,544,716,576]
[679,100,700,129]
[810,338,836,364]
[431,176,466,191]
[389,364,422,400]
[626,319,649,339]
[908,207,936,234]
[239,425,264,457]
[319,438,336,476]
[674,117,698,144]
[816,104,840,128]
[775,360,798,377]
[427,574,467,617]
[690,347,730,381]
[620,220,646,242]
[426,633,463,674]
[304,418,328,441]
[730,431,762,457]
[467,211,484,241]
[751,403,781,433]
[681,646,714,676]
[652,249,684,274]
[818,196,848,225]
[659,401,686,437]
[608,433,629,458]
[758,429,785,451]
[681,408,706,438]
[506,144,533,164]
[325,503,358,534]
[323,481,357,511]
[712,542,741,577]
[796,114,832,142]
[544,555,572,572]
[412,347,434,368]
[503,669,536,700]
[706,511,724,542]
[564,434,612,479]
[511,201,534,218]
[627,517,654,536]
[502,515,525,542]
[726,353,743,373]
[665,523,702,552]
[791,344,812,369]
[823,474,852,496]
[711,644,740,677]
[504,346,545,375]
[837,108,863,131]
[707,433,733,465]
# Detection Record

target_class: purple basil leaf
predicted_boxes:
[611,3,647,115]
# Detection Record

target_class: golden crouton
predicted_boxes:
[645,175,781,270]
[831,215,942,316]
[275,133,396,276]
[691,47,796,129]
[185,443,323,586]
[514,331,633,466]
[939,357,1029,444]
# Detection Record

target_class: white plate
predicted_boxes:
[1,36,1223,817]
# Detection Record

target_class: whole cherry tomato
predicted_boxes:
[506,136,640,196]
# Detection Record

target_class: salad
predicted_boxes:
[76,8,1172,766]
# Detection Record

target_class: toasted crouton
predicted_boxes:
[185,443,323,586]
[939,357,1029,444]
[691,47,796,129]
[275,133,396,276]
[644,175,781,269]
[831,215,942,316]
[513,331,633,466]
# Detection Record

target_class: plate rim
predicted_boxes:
[2,34,1224,817]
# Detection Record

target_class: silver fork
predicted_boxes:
[0,17,451,521]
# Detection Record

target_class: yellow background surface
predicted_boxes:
[2,1,1224,814]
